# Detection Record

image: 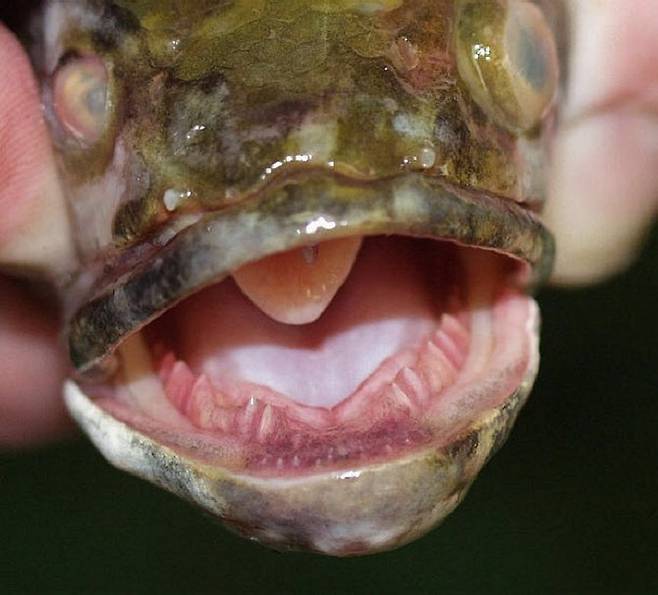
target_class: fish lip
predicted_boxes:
[66,172,554,376]
[65,372,535,557]
[63,300,539,556]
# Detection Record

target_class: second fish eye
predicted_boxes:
[456,0,559,133]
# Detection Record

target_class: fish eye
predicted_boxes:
[456,0,558,133]
[53,55,109,144]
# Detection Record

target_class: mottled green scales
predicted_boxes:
[51,0,544,250]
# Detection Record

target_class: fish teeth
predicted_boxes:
[238,396,262,435]
[157,352,177,384]
[419,342,449,392]
[256,404,277,443]
[165,361,196,413]
[187,374,216,429]
[388,382,415,413]
[397,367,430,406]
[301,244,319,265]
[440,313,470,348]
[433,328,465,369]
[118,334,185,425]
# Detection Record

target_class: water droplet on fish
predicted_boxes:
[419,146,437,169]
[163,188,192,212]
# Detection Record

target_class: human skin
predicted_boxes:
[1,1,657,448]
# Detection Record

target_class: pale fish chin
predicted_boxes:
[63,300,539,557]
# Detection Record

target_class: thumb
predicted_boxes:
[546,0,658,285]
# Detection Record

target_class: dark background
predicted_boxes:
[2,4,657,594]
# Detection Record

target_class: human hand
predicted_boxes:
[0,1,656,448]
[0,23,74,448]
[545,0,658,284]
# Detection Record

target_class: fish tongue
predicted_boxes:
[232,237,363,325]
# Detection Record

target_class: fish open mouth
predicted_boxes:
[64,173,552,554]
[89,237,535,473]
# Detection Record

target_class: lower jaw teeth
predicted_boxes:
[117,305,472,454]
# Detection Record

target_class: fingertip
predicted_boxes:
[0,23,75,277]
[547,0,658,285]
[546,112,658,286]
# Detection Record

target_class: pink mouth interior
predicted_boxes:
[167,238,452,409]
[95,237,535,475]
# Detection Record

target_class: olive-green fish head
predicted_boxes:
[34,0,562,555]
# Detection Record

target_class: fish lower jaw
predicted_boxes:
[85,237,537,477]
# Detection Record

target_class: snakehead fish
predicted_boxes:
[27,0,562,555]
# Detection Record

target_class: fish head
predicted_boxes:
[32,0,563,555]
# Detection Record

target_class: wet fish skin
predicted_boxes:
[36,0,550,262]
[27,0,562,555]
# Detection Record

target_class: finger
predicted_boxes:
[0,23,75,278]
[0,276,73,448]
[546,0,658,285]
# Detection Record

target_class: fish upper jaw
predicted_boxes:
[66,173,552,376]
